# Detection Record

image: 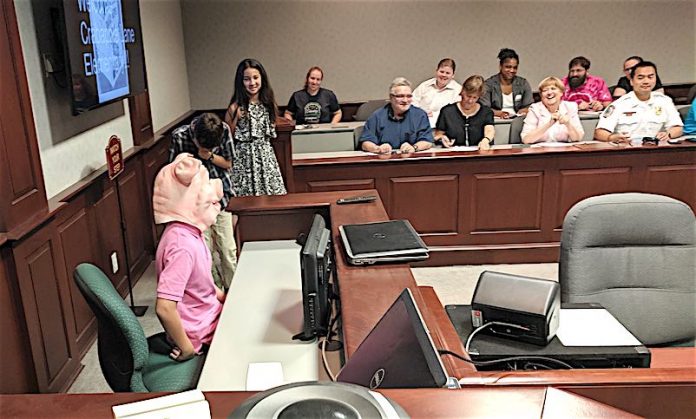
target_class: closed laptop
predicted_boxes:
[339,220,428,265]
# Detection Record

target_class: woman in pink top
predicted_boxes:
[521,77,584,144]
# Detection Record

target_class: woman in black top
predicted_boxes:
[284,66,342,124]
[435,75,495,150]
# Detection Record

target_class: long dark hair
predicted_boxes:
[228,58,278,123]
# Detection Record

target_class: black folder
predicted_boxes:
[339,220,429,265]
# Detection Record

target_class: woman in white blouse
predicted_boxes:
[412,58,462,127]
[521,77,584,144]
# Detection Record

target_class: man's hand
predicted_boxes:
[578,101,590,111]
[400,143,415,153]
[496,110,512,119]
[198,147,213,161]
[588,100,603,111]
[655,131,670,141]
[378,143,392,154]
[440,135,454,148]
[608,133,630,144]
[170,345,196,362]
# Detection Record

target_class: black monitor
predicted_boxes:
[337,288,449,389]
[61,0,147,114]
[293,214,333,341]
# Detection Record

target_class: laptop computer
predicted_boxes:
[336,288,449,389]
[339,220,428,265]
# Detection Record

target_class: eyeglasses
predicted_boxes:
[390,94,413,99]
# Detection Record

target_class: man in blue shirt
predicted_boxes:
[359,77,434,154]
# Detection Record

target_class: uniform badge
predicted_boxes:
[602,105,614,118]
[655,106,662,116]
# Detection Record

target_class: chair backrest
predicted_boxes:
[687,85,696,104]
[679,104,690,123]
[353,99,387,121]
[73,263,150,391]
[508,115,525,144]
[559,193,696,346]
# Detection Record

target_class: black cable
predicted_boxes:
[437,348,574,370]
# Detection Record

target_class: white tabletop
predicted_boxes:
[197,240,319,391]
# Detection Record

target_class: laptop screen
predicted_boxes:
[336,288,448,389]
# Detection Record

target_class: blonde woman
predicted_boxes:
[434,75,494,150]
[521,77,584,144]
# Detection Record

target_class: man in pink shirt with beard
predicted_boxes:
[562,56,612,112]
[153,153,226,361]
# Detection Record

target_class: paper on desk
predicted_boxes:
[112,389,210,419]
[530,142,575,148]
[557,309,641,346]
[246,362,284,391]
[448,145,479,152]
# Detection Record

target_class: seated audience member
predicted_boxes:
[684,98,696,135]
[613,56,664,99]
[479,48,533,119]
[595,61,683,143]
[521,77,584,144]
[562,56,612,111]
[412,58,462,127]
[153,154,226,361]
[359,77,433,154]
[434,75,494,150]
[284,66,341,124]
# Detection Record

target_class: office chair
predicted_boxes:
[353,99,388,121]
[508,116,525,144]
[73,263,206,392]
[678,104,690,123]
[559,193,696,346]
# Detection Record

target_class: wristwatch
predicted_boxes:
[208,153,215,162]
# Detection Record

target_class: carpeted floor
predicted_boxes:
[68,261,558,393]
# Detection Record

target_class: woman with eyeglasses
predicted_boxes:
[434,75,494,150]
[612,56,664,99]
[479,48,533,119]
[521,77,584,144]
[412,58,462,127]
[284,66,342,124]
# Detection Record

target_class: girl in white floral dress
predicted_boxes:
[225,59,286,196]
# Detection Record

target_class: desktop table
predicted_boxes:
[227,190,696,388]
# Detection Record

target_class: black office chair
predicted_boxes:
[73,263,206,392]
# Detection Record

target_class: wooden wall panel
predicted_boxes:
[555,167,632,228]
[143,139,170,245]
[13,227,80,393]
[0,246,37,393]
[388,175,458,234]
[644,164,696,207]
[57,208,96,357]
[306,178,375,193]
[93,186,128,295]
[0,1,47,232]
[118,161,153,281]
[128,92,153,146]
[471,171,544,232]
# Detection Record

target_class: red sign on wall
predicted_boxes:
[106,135,124,180]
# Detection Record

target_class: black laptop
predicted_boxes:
[337,288,449,388]
[445,304,651,370]
[339,220,429,265]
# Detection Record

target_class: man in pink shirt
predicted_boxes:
[562,56,612,111]
[153,153,225,361]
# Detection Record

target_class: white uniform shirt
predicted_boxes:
[596,91,683,139]
[412,77,462,127]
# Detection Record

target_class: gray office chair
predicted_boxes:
[508,116,525,144]
[686,85,696,104]
[679,105,690,123]
[559,193,696,346]
[353,100,387,121]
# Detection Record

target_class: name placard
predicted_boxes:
[106,135,124,180]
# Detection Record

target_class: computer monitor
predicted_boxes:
[293,214,333,341]
[337,288,449,389]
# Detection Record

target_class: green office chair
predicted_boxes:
[73,263,205,392]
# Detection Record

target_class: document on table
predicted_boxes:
[246,362,284,391]
[448,145,479,152]
[112,389,210,419]
[557,308,642,346]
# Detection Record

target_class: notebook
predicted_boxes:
[339,220,428,265]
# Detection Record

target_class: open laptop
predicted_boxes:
[336,288,449,389]
[339,220,429,265]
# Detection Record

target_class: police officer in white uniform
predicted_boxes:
[595,61,683,144]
